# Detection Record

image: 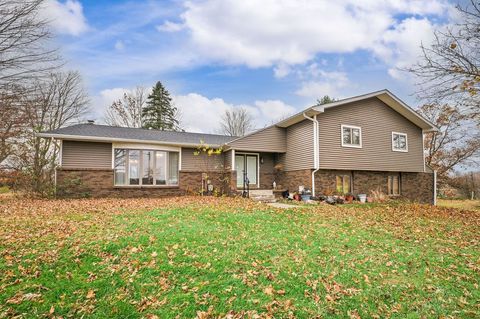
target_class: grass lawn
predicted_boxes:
[1,196,479,318]
[437,198,480,211]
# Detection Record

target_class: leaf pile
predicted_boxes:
[0,196,479,318]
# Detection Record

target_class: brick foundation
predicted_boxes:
[352,171,389,195]
[56,167,434,203]
[401,172,434,204]
[314,169,434,204]
[276,169,313,192]
[56,168,236,198]
[179,170,236,195]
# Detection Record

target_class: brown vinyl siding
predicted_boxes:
[61,141,112,169]
[224,150,233,170]
[181,148,225,171]
[228,126,286,152]
[318,97,424,172]
[284,120,314,171]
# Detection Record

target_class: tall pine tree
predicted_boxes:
[142,81,180,130]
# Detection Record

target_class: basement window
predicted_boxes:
[336,175,351,194]
[387,175,400,195]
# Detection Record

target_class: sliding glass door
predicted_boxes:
[235,154,258,188]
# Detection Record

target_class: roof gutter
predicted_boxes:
[35,132,224,148]
[303,112,321,197]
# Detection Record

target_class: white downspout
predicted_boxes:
[303,112,320,196]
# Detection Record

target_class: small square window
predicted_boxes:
[341,125,362,148]
[392,132,408,152]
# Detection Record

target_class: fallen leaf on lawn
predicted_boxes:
[264,286,274,295]
[23,293,41,301]
[86,289,95,299]
[348,309,361,319]
[49,305,55,314]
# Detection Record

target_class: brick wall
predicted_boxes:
[276,169,312,192]
[179,170,236,195]
[352,171,388,195]
[314,169,349,195]
[314,169,434,204]
[56,168,235,198]
[401,172,434,204]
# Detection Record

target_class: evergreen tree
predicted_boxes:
[142,81,180,130]
[316,95,337,105]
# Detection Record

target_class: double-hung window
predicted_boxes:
[341,125,362,148]
[114,149,179,186]
[392,132,408,152]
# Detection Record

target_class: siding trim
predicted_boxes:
[422,131,426,173]
[59,139,63,166]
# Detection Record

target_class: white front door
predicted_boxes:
[235,154,258,188]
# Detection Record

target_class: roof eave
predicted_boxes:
[275,89,437,131]
[36,132,224,148]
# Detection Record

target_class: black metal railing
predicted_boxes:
[242,170,249,198]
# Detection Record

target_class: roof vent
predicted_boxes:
[87,120,95,124]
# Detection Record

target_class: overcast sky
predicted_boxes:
[41,0,461,133]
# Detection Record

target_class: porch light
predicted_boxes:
[260,156,264,164]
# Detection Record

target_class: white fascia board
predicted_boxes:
[36,133,222,148]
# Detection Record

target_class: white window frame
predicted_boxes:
[392,132,408,152]
[113,148,180,187]
[341,125,362,148]
[235,152,260,188]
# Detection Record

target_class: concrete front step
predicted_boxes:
[237,189,277,203]
[250,196,277,203]
[249,190,276,203]
[249,189,274,196]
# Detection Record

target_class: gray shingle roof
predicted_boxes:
[40,124,236,146]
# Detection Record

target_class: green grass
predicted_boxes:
[0,186,9,194]
[0,197,479,318]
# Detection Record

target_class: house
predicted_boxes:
[38,89,437,204]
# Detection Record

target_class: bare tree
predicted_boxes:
[13,71,89,194]
[0,89,26,165]
[219,108,254,137]
[420,103,480,180]
[407,1,480,119]
[104,86,148,128]
[0,0,59,89]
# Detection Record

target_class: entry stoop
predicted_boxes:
[248,189,277,203]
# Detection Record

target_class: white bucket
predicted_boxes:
[358,194,367,203]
